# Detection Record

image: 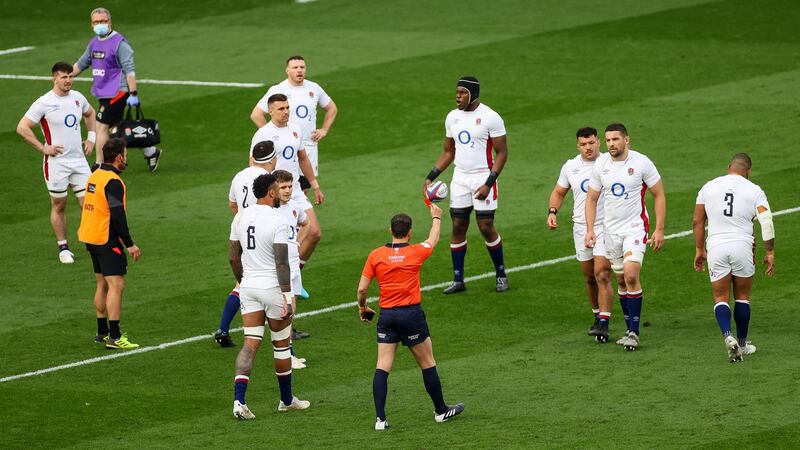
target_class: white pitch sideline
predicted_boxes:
[0,74,263,88]
[1,206,797,383]
[0,46,35,56]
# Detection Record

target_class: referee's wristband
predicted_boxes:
[484,170,499,187]
[426,167,442,181]
[548,207,558,215]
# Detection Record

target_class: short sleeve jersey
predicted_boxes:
[588,150,661,235]
[276,200,307,272]
[256,79,331,147]
[362,242,434,309]
[251,122,305,193]
[696,174,770,248]
[229,166,269,210]
[230,205,290,290]
[444,103,506,174]
[556,154,605,228]
[24,90,90,160]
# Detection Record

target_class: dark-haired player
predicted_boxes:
[358,204,464,430]
[425,76,509,294]
[230,174,310,420]
[547,127,614,341]
[17,62,96,264]
[584,123,666,351]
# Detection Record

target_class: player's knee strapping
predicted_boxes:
[243,325,265,341]
[475,209,495,219]
[623,252,644,266]
[270,326,292,360]
[610,257,625,274]
[273,345,292,360]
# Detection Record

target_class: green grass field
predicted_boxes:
[2,0,799,448]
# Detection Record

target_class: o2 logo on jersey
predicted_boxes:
[282,146,296,161]
[295,105,309,119]
[457,130,471,145]
[580,178,590,193]
[64,114,78,129]
[611,182,626,197]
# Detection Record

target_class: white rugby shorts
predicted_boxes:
[304,143,319,176]
[707,241,755,282]
[43,156,91,198]
[450,171,497,211]
[604,230,647,265]
[239,286,286,320]
[574,226,606,262]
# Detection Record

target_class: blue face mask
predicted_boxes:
[93,24,109,36]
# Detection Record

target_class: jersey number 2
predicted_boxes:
[242,186,250,209]
[246,226,256,249]
[723,193,734,217]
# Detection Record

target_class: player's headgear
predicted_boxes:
[252,140,276,163]
[457,76,480,104]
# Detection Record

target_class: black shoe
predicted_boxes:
[95,333,108,343]
[594,322,610,343]
[587,321,600,336]
[442,281,466,295]
[292,328,311,340]
[434,403,465,423]
[214,329,236,348]
[496,277,509,292]
[145,148,162,172]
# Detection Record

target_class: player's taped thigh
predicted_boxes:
[475,209,496,219]
[623,251,644,266]
[243,325,265,341]
[610,257,625,274]
[270,326,292,359]
[449,206,473,219]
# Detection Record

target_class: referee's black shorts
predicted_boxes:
[88,244,127,276]
[96,91,130,125]
[376,304,430,347]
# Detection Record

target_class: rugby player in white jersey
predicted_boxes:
[584,123,666,351]
[425,76,509,293]
[692,153,774,362]
[251,56,336,270]
[547,127,614,342]
[214,141,275,348]
[230,173,310,420]
[17,62,97,264]
[274,169,310,369]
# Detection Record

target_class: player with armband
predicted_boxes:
[228,174,310,420]
[693,153,775,363]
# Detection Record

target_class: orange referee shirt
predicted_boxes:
[362,242,434,309]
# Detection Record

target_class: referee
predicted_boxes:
[357,204,464,431]
[78,138,141,349]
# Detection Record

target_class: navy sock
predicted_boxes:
[619,292,630,331]
[277,373,293,406]
[450,242,467,282]
[598,312,610,326]
[734,300,751,346]
[485,238,506,278]
[373,369,389,421]
[218,291,240,333]
[234,375,249,403]
[713,302,732,337]
[97,317,109,335]
[109,320,121,340]
[422,366,447,415]
[627,290,642,334]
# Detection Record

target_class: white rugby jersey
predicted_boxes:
[276,200,307,272]
[588,150,661,235]
[229,166,269,210]
[257,79,331,147]
[251,122,305,193]
[557,154,605,228]
[444,103,506,174]
[230,205,290,290]
[24,90,90,160]
[696,174,770,249]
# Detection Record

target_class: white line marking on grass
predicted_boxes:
[0,46,35,56]
[0,74,263,88]
[2,205,797,383]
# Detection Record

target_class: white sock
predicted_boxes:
[143,146,157,157]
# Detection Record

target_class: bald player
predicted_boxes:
[693,153,775,362]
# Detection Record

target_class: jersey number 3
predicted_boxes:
[723,193,734,217]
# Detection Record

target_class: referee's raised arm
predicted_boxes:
[426,204,442,248]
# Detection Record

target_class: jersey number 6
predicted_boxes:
[246,226,256,249]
